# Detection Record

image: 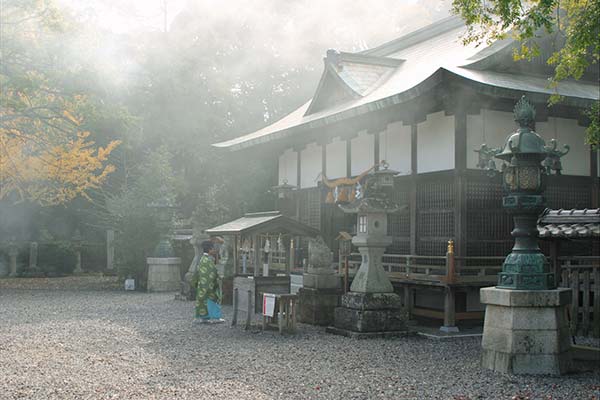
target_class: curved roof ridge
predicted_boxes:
[361,15,464,57]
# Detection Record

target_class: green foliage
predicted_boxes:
[585,102,600,149]
[103,147,180,288]
[19,242,76,277]
[452,0,599,146]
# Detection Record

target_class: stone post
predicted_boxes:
[298,237,342,326]
[106,230,115,270]
[29,242,38,271]
[73,230,83,274]
[8,240,18,277]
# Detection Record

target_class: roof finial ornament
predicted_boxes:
[326,49,343,71]
[513,95,536,129]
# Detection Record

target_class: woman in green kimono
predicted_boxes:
[193,240,223,323]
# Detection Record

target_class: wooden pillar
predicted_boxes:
[550,240,561,287]
[591,148,599,208]
[233,236,239,276]
[296,148,302,190]
[454,110,467,259]
[374,131,380,169]
[346,138,352,178]
[403,285,413,317]
[321,142,327,177]
[440,286,459,332]
[253,234,260,277]
[410,122,418,255]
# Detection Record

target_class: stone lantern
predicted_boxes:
[148,186,178,258]
[476,96,573,375]
[328,162,408,337]
[146,185,181,292]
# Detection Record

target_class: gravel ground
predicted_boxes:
[0,282,598,400]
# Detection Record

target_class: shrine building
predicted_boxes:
[213,16,599,325]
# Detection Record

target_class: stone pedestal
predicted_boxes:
[480,287,573,375]
[298,237,343,326]
[147,257,181,292]
[73,249,83,274]
[298,271,342,326]
[328,292,408,337]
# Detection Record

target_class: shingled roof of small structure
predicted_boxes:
[537,208,600,239]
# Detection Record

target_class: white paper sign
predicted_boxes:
[124,279,135,291]
[263,293,276,317]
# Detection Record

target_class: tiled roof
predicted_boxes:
[537,209,600,239]
[213,17,598,151]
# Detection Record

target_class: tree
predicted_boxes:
[451,0,599,147]
[0,0,121,205]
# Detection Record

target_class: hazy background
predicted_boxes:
[0,0,450,278]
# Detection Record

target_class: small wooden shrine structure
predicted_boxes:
[205,211,319,326]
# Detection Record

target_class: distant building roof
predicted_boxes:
[205,211,320,237]
[538,209,600,239]
[214,16,598,151]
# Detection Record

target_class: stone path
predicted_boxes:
[0,283,598,399]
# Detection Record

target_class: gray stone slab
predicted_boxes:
[481,287,571,307]
[340,292,403,310]
[325,326,414,339]
[303,273,341,290]
[298,288,341,326]
[333,306,407,333]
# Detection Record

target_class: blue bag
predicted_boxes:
[207,299,222,319]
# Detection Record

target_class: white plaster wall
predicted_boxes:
[380,121,411,175]
[467,109,514,169]
[351,131,374,176]
[278,148,297,186]
[417,111,454,173]
[326,137,346,178]
[537,117,590,176]
[300,142,322,188]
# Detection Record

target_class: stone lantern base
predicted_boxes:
[327,292,409,338]
[480,287,573,375]
[147,257,181,292]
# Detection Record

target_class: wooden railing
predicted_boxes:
[558,256,600,338]
[346,253,503,285]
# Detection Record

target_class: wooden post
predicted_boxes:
[590,148,598,208]
[289,238,295,274]
[446,240,455,284]
[232,288,238,326]
[106,230,115,270]
[440,286,458,333]
[245,289,252,330]
[233,236,239,276]
[571,266,579,335]
[346,139,352,178]
[253,235,260,277]
[454,110,467,260]
[410,123,418,255]
[593,266,600,338]
[550,241,560,288]
[582,269,590,336]
[403,285,413,318]
[344,255,349,294]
